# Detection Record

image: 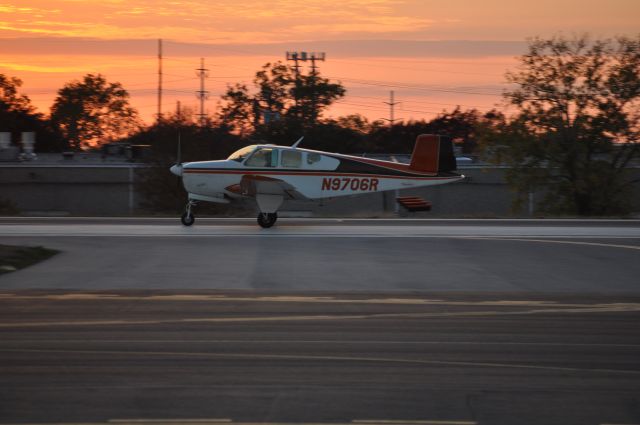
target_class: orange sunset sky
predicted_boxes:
[1,0,639,124]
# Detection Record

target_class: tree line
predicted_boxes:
[1,34,638,215]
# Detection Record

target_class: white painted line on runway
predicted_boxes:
[109,420,231,424]
[4,216,640,223]
[6,339,640,348]
[466,237,640,251]
[0,421,477,425]
[3,347,640,376]
[353,420,477,425]
[2,223,640,239]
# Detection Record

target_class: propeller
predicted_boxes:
[169,133,183,176]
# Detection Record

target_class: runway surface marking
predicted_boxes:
[7,339,640,348]
[353,421,476,425]
[466,237,640,251]
[0,421,477,425]
[2,347,639,376]
[2,223,640,239]
[2,293,639,309]
[109,420,231,424]
[1,304,639,328]
[109,421,231,424]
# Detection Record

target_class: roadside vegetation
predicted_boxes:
[0,245,59,274]
[1,35,638,216]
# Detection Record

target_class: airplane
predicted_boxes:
[170,134,465,228]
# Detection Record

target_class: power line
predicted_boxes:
[331,58,502,77]
[331,76,505,96]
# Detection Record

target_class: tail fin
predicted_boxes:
[409,134,457,174]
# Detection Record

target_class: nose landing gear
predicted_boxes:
[257,212,277,228]
[181,200,197,226]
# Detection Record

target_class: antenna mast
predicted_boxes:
[157,38,163,123]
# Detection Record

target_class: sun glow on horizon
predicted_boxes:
[1,0,638,124]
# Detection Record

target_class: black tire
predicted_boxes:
[257,212,277,228]
[181,212,195,226]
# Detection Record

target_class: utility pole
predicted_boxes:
[195,57,209,127]
[157,38,163,123]
[285,51,325,122]
[382,90,401,126]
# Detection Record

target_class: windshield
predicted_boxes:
[227,145,256,162]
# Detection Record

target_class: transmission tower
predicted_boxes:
[195,57,209,127]
[382,90,401,126]
[309,52,325,76]
[285,51,303,77]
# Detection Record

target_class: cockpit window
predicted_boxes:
[227,145,256,162]
[281,150,302,168]
[245,147,278,167]
[307,152,321,164]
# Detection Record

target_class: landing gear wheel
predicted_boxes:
[181,200,197,226]
[257,212,277,228]
[181,211,195,226]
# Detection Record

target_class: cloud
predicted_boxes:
[0,0,437,43]
[0,61,88,73]
[0,37,527,58]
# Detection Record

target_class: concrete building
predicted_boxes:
[1,152,638,217]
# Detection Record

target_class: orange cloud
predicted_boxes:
[0,0,435,43]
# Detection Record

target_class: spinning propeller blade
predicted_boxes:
[169,133,183,176]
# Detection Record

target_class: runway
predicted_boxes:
[1,218,639,424]
[0,218,639,292]
[1,291,640,425]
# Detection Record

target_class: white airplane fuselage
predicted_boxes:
[175,144,464,203]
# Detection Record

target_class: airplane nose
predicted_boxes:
[170,164,183,176]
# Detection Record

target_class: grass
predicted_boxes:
[0,245,59,275]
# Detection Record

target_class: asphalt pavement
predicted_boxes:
[1,218,639,425]
[1,291,640,425]
[0,218,639,292]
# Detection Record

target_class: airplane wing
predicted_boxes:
[239,174,307,213]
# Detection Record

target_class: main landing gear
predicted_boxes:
[257,212,277,228]
[181,200,196,226]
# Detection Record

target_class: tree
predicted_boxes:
[0,74,33,115]
[125,109,246,213]
[482,35,640,215]
[217,62,345,135]
[50,74,142,150]
[0,73,64,152]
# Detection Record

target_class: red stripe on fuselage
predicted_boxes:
[183,169,458,180]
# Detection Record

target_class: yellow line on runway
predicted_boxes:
[2,303,640,328]
[1,293,638,310]
[2,347,640,376]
